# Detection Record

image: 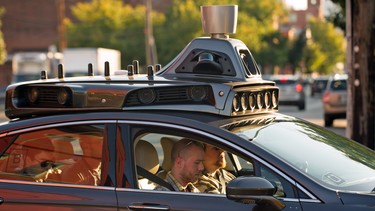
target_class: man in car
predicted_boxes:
[155,138,205,192]
[195,144,236,194]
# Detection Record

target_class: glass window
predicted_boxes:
[231,119,375,192]
[131,130,255,194]
[331,79,347,91]
[0,124,105,186]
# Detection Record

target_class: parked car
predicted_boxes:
[311,75,330,96]
[0,6,374,211]
[322,74,348,127]
[267,75,306,110]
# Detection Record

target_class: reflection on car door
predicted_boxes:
[0,121,118,210]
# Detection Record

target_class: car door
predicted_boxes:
[0,120,118,210]
[115,121,304,211]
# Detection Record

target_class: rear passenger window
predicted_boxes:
[0,124,105,186]
[331,79,347,90]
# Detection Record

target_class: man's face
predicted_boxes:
[204,144,226,171]
[180,145,205,184]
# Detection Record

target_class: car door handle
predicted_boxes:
[0,197,4,204]
[128,202,170,210]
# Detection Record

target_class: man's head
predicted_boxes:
[203,144,227,173]
[171,138,205,186]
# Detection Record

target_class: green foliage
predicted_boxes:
[66,0,165,67]
[155,0,202,64]
[256,31,289,73]
[302,18,346,74]
[326,0,346,32]
[156,0,287,66]
[0,7,7,65]
[288,32,306,70]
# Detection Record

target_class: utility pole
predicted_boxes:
[58,0,66,50]
[347,0,375,149]
[145,0,158,70]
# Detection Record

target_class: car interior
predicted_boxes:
[133,132,256,192]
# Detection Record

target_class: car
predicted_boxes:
[267,74,306,110]
[322,74,348,127]
[0,5,374,211]
[310,76,330,96]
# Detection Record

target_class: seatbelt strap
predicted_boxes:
[136,166,175,191]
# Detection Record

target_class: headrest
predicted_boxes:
[160,137,178,171]
[135,140,159,174]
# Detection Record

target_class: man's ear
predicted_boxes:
[175,156,183,168]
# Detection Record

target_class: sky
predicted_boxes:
[285,0,308,10]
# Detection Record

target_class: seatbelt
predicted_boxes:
[136,166,175,191]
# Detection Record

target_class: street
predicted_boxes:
[279,92,347,137]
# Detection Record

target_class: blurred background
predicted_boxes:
[0,0,352,139]
[0,0,346,85]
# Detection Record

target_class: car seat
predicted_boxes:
[156,137,178,179]
[135,140,160,189]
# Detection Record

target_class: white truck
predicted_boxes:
[11,51,63,83]
[62,48,121,77]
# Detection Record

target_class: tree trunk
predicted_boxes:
[347,0,375,149]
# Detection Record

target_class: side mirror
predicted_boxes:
[226,176,285,211]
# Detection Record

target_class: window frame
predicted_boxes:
[118,119,316,202]
[0,120,117,187]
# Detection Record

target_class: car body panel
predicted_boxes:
[0,110,374,210]
[0,180,117,210]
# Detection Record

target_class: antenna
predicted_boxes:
[127,65,134,76]
[155,64,162,72]
[88,63,94,76]
[41,70,48,79]
[133,60,139,74]
[147,65,154,77]
[58,64,64,79]
[104,61,110,76]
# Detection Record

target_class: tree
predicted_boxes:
[346,0,375,149]
[155,0,288,68]
[0,7,6,65]
[256,31,289,74]
[326,0,346,32]
[65,0,165,67]
[155,0,201,65]
[287,18,345,75]
[304,18,346,74]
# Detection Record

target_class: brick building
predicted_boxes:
[280,0,324,40]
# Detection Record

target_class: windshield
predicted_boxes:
[230,118,375,192]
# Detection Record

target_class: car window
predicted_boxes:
[0,124,105,186]
[235,120,375,192]
[130,128,297,198]
[330,79,347,91]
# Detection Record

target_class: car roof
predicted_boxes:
[330,73,348,80]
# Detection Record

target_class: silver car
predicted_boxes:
[322,74,348,127]
[267,75,306,110]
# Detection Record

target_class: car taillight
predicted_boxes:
[296,84,303,92]
[322,92,330,103]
